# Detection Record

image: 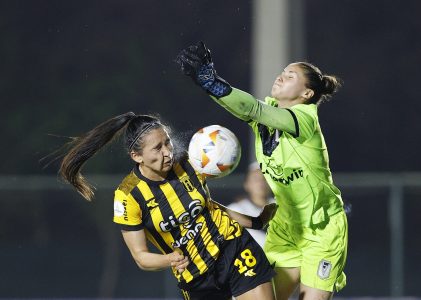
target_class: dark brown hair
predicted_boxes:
[59,112,163,201]
[295,62,343,105]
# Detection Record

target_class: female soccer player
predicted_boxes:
[176,42,348,300]
[59,112,276,300]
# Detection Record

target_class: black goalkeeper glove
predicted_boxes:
[176,41,232,98]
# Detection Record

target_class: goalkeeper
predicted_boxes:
[176,42,348,300]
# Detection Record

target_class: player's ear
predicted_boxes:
[302,88,314,100]
[131,151,143,164]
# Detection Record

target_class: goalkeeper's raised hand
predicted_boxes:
[175,41,232,98]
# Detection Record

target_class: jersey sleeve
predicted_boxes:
[288,104,317,142]
[113,188,144,231]
[212,88,297,135]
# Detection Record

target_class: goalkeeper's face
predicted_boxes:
[131,127,174,180]
[271,63,311,105]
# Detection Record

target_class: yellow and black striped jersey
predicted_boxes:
[113,158,243,283]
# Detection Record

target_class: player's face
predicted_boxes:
[134,127,174,180]
[271,63,309,103]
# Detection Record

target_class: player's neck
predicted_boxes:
[139,165,168,181]
[276,97,306,108]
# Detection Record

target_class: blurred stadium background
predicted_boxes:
[1,0,420,299]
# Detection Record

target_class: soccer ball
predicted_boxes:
[188,125,241,178]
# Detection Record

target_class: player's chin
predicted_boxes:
[271,86,281,98]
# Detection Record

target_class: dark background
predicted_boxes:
[0,0,420,298]
[1,0,421,175]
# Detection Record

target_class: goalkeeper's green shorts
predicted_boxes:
[264,211,348,292]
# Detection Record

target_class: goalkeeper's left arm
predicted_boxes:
[211,88,297,136]
[176,41,297,136]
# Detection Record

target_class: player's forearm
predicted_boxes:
[210,88,254,121]
[131,250,171,271]
[211,199,253,228]
[212,88,296,134]
[226,207,253,228]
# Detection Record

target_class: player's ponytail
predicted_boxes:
[59,112,136,201]
[296,62,342,105]
[320,75,342,98]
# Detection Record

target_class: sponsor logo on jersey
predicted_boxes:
[159,200,204,232]
[172,222,204,248]
[114,201,125,217]
[114,199,129,221]
[261,163,304,186]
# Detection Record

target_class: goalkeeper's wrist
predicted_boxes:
[197,64,232,98]
[206,79,232,98]
[250,216,264,230]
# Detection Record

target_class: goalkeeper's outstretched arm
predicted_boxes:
[212,88,297,135]
[176,41,297,135]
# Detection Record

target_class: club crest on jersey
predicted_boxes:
[180,176,195,192]
[317,259,332,279]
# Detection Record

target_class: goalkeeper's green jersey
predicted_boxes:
[213,88,344,227]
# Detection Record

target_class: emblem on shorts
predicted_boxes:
[244,269,257,277]
[317,259,332,279]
